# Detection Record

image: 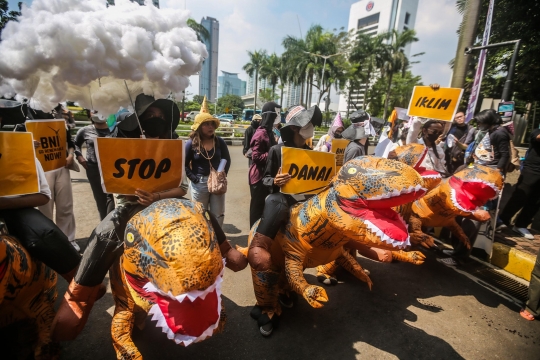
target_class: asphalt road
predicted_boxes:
[58,145,539,360]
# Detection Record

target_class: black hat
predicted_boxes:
[119,94,180,135]
[350,109,370,123]
[283,105,322,129]
[342,123,367,141]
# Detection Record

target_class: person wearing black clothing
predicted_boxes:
[475,109,511,172]
[243,114,261,166]
[499,128,540,239]
[445,110,475,174]
[74,115,115,220]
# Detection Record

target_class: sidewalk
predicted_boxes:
[491,227,538,281]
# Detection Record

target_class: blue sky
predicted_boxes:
[6,0,462,101]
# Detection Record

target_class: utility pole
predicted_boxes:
[450,0,482,88]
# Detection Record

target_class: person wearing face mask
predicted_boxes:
[247,104,322,335]
[342,110,371,163]
[314,112,345,152]
[475,109,511,174]
[243,113,261,166]
[407,118,447,175]
[248,102,282,227]
[444,109,476,174]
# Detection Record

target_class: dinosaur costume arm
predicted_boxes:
[446,219,472,250]
[284,254,328,308]
[409,213,436,248]
[112,309,140,360]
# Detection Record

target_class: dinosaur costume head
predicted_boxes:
[331,157,426,248]
[122,199,224,346]
[449,164,503,212]
[393,143,441,191]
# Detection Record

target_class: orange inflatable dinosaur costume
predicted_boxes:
[109,198,238,359]
[241,157,426,335]
[408,164,503,249]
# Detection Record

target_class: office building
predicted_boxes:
[338,0,419,114]
[282,83,302,109]
[107,0,159,7]
[246,74,272,96]
[199,17,219,102]
[217,71,246,98]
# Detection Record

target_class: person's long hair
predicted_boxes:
[422,119,444,159]
[189,125,219,153]
[474,109,501,128]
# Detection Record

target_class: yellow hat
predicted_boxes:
[191,96,220,131]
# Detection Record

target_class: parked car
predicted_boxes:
[181,111,190,121]
[218,118,233,127]
[218,114,234,122]
[186,111,199,121]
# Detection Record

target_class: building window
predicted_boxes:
[357,13,380,29]
[405,12,410,25]
[403,26,408,31]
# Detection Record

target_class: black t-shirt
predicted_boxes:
[524,129,540,173]
[453,124,468,142]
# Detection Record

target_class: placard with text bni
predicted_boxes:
[95,138,184,195]
[407,86,464,122]
[280,147,336,195]
[25,119,67,172]
[0,132,39,197]
[331,139,349,170]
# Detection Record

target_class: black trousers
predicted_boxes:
[0,208,81,274]
[86,162,115,220]
[450,217,481,259]
[256,193,297,239]
[499,168,540,228]
[249,180,269,228]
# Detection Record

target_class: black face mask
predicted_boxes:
[334,133,343,139]
[141,117,166,138]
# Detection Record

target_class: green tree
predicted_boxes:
[381,29,420,119]
[243,49,267,111]
[192,95,205,104]
[187,18,210,42]
[0,1,21,37]
[216,94,244,115]
[258,88,279,103]
[260,53,281,98]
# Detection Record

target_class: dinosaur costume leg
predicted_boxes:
[316,261,339,285]
[335,250,373,289]
[409,214,436,248]
[285,255,328,309]
[446,219,472,250]
[391,250,426,264]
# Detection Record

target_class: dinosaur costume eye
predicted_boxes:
[126,232,135,243]
[124,225,142,248]
[348,168,357,175]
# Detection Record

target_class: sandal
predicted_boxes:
[520,309,535,321]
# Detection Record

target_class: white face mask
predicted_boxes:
[299,122,314,140]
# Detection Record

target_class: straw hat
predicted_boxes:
[191,95,220,131]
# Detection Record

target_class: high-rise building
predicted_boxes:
[217,71,246,97]
[199,17,219,102]
[107,0,159,7]
[283,83,302,109]
[246,74,271,96]
[338,0,418,114]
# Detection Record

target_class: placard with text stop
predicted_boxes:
[280,147,336,195]
[95,138,184,195]
[25,119,67,172]
[407,86,464,122]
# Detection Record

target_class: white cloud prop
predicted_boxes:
[0,0,207,115]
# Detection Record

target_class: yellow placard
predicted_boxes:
[281,147,336,195]
[331,139,349,169]
[0,132,39,197]
[95,138,184,195]
[25,120,67,172]
[407,86,464,122]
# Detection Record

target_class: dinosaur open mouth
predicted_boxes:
[337,196,411,248]
[357,184,426,208]
[124,260,225,346]
[449,176,499,212]
[412,147,428,170]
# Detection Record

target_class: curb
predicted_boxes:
[490,242,536,281]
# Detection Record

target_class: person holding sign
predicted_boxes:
[248,105,322,272]
[313,112,344,152]
[342,110,371,163]
[407,118,447,176]
[185,97,231,227]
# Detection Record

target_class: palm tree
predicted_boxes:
[260,53,281,99]
[277,56,289,108]
[187,18,210,42]
[381,29,419,120]
[243,49,267,111]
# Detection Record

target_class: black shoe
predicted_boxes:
[250,305,262,320]
[260,322,273,337]
[316,275,338,286]
[279,292,297,308]
[257,313,279,337]
[442,249,456,257]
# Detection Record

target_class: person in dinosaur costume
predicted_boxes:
[408,164,503,249]
[241,157,426,336]
[108,198,236,359]
[0,227,58,359]
[315,143,441,285]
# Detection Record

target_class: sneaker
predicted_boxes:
[70,240,81,252]
[279,293,297,309]
[513,227,535,240]
[495,219,507,232]
[260,322,273,337]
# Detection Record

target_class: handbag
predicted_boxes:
[200,143,227,195]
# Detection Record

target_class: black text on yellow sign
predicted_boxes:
[25,120,67,172]
[95,138,184,195]
[281,147,336,195]
[407,86,464,122]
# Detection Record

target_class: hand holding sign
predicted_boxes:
[407,86,463,122]
[274,167,292,187]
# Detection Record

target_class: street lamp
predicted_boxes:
[303,51,343,105]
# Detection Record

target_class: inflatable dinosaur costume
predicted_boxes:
[109,199,229,359]
[0,230,58,359]
[315,144,439,284]
[243,157,426,334]
[408,164,503,249]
